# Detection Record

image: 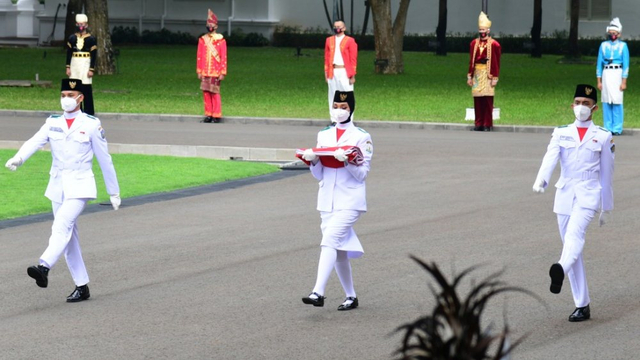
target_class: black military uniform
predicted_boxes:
[66,14,97,115]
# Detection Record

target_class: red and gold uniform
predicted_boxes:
[467,12,501,131]
[197,9,227,122]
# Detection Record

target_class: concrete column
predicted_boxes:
[0,1,17,38]
[16,0,43,38]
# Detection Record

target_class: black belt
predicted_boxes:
[604,64,621,69]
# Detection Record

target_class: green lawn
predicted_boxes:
[0,149,279,220]
[0,46,637,127]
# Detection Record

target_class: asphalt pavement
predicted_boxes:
[1,112,640,359]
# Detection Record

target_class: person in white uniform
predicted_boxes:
[4,79,121,303]
[301,91,373,311]
[532,84,615,322]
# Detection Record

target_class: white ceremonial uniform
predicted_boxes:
[534,120,614,307]
[310,121,373,258]
[15,112,119,286]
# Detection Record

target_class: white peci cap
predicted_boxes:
[76,14,88,23]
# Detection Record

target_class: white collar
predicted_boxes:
[64,110,82,119]
[335,120,353,130]
[573,119,592,128]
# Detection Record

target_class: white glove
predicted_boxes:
[333,148,347,162]
[5,156,22,171]
[110,194,121,211]
[599,211,611,227]
[302,148,317,162]
[532,179,546,194]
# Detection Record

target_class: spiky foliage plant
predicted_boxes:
[395,256,537,360]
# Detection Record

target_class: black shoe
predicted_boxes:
[568,304,591,322]
[67,285,90,302]
[302,292,325,307]
[213,117,221,123]
[483,126,492,132]
[337,297,358,311]
[201,116,213,123]
[549,263,564,294]
[27,265,49,288]
[472,126,485,131]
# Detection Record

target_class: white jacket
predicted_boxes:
[310,122,373,212]
[535,120,614,215]
[16,112,120,203]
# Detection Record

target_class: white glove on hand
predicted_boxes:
[5,156,22,171]
[599,211,611,227]
[302,148,317,162]
[110,194,121,211]
[333,148,347,162]
[532,179,546,194]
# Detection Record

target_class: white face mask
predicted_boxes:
[330,108,350,123]
[61,95,81,112]
[573,104,594,122]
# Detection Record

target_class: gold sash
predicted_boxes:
[205,36,221,63]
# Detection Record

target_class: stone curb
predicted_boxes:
[0,140,300,167]
[2,110,635,166]
[3,109,638,135]
[0,109,567,133]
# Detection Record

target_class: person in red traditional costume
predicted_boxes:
[298,91,373,311]
[197,9,227,123]
[467,11,501,132]
[324,21,358,112]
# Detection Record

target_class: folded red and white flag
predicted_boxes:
[296,146,364,167]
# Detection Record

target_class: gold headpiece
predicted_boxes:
[478,11,492,28]
[69,81,77,89]
[340,93,348,101]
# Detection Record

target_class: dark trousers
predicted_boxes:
[82,84,94,116]
[474,96,494,129]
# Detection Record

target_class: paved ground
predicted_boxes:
[1,113,640,359]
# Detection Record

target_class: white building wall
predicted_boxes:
[31,0,640,45]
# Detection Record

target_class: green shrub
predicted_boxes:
[111,26,140,45]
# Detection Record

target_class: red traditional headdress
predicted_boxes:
[207,9,218,26]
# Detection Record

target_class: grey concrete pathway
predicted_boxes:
[1,112,640,359]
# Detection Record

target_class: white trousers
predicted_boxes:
[556,206,595,308]
[40,197,90,286]
[327,68,353,111]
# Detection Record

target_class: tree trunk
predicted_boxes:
[361,1,371,36]
[531,0,542,58]
[86,0,116,75]
[568,0,580,59]
[64,0,85,46]
[435,0,447,56]
[369,0,411,74]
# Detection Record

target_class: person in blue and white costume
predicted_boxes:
[301,91,373,311]
[533,84,615,322]
[4,79,120,303]
[596,17,629,136]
